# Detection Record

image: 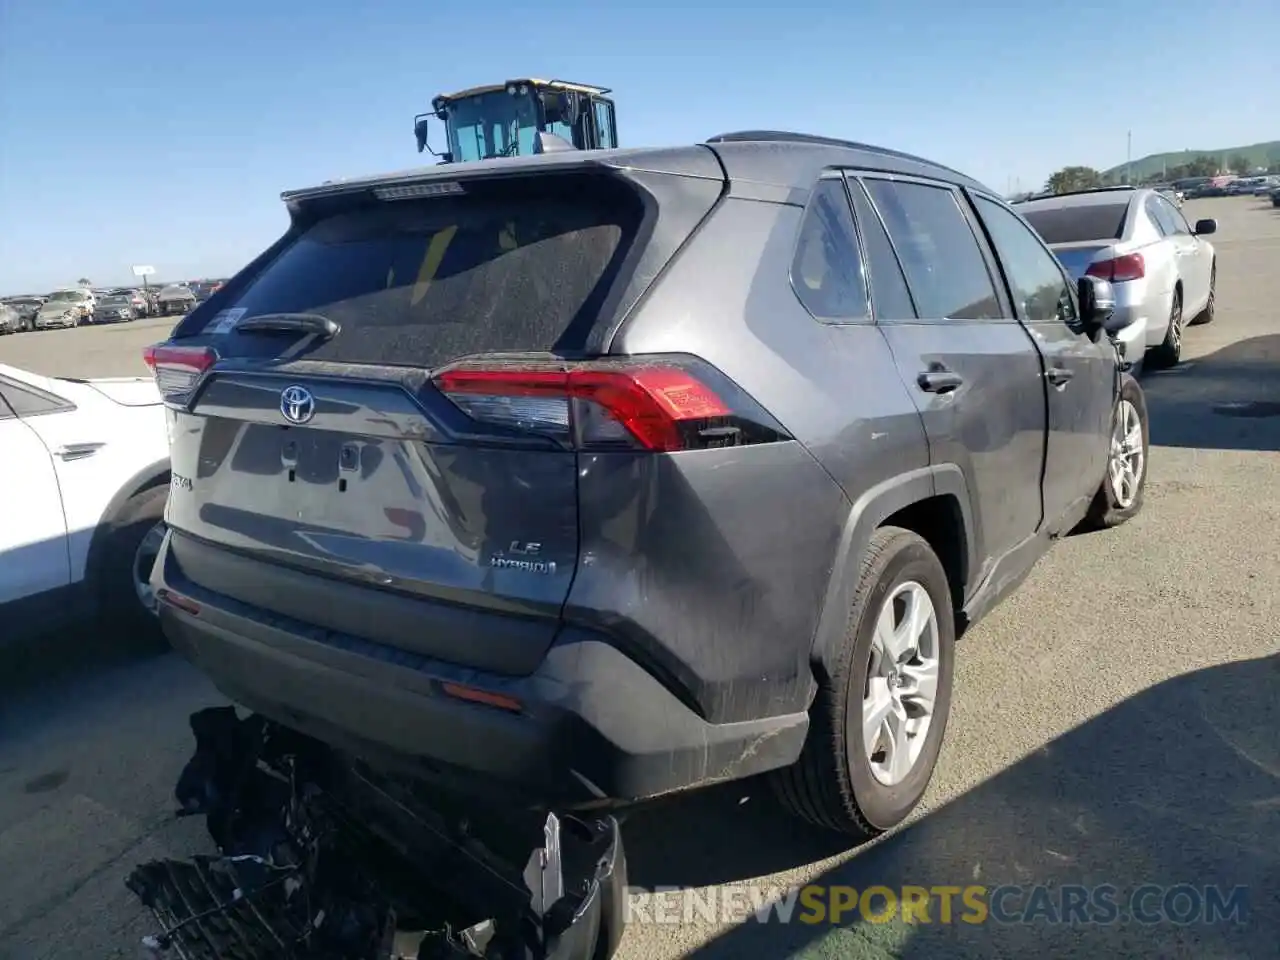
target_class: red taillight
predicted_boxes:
[433,357,784,452]
[142,343,217,404]
[1086,253,1145,282]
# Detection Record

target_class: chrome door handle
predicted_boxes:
[54,442,106,461]
[1046,366,1074,387]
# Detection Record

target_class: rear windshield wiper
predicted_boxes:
[235,313,340,339]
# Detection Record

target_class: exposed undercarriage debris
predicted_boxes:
[127,707,627,960]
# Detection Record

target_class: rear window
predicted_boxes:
[1020,203,1129,245]
[195,177,642,368]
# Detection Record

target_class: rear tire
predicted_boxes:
[772,526,955,838]
[95,485,169,645]
[1146,289,1182,369]
[1077,375,1149,532]
[1189,264,1215,326]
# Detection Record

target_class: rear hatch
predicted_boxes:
[147,160,725,674]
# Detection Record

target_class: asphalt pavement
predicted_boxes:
[1,197,1277,960]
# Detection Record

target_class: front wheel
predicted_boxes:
[1077,375,1149,532]
[772,526,955,838]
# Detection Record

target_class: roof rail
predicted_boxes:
[704,130,971,180]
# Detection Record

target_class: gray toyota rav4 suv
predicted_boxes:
[143,131,1148,838]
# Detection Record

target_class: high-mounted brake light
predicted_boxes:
[432,357,788,452]
[1086,253,1145,283]
[142,343,217,404]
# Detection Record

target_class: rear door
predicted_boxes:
[153,170,715,673]
[854,175,1049,579]
[970,193,1115,530]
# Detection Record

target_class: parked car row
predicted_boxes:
[0,278,230,333]
[1172,174,1280,199]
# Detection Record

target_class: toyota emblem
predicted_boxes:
[280,385,316,425]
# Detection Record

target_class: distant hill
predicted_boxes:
[1103,140,1280,180]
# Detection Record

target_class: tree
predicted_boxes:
[1044,166,1103,194]
[77,277,91,287]
[1185,155,1220,178]
[1227,153,1253,175]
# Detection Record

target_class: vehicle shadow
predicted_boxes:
[0,619,168,701]
[653,653,1279,960]
[1141,333,1280,453]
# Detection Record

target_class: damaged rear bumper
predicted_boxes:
[127,707,628,960]
[153,533,809,807]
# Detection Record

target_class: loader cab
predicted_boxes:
[414,78,617,162]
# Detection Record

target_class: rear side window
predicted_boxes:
[1019,203,1129,244]
[790,178,869,322]
[0,380,71,418]
[847,179,916,320]
[862,179,1001,321]
[195,177,641,367]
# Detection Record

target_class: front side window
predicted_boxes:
[593,100,616,148]
[444,90,539,162]
[974,195,1077,327]
[863,179,1001,320]
[790,178,870,322]
[1145,196,1173,236]
[1156,196,1191,235]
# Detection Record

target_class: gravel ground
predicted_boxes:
[1,197,1276,960]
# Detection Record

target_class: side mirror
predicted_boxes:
[1077,275,1129,335]
[1193,218,1217,236]
[414,119,429,154]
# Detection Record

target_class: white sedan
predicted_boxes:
[1,364,171,643]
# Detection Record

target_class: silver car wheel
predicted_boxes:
[863,580,940,787]
[132,521,166,615]
[1109,399,1145,509]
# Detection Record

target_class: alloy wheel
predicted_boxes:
[132,522,166,615]
[1109,399,1145,509]
[862,581,941,787]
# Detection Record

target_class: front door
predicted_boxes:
[969,193,1116,532]
[1155,194,1213,314]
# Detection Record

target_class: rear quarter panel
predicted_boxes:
[571,196,930,724]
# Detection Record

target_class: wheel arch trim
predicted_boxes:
[810,464,975,673]
[81,458,171,594]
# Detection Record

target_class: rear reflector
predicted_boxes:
[142,343,217,404]
[156,588,201,616]
[433,356,788,452]
[440,682,523,713]
[1086,252,1145,282]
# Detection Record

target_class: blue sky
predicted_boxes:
[0,0,1275,294]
